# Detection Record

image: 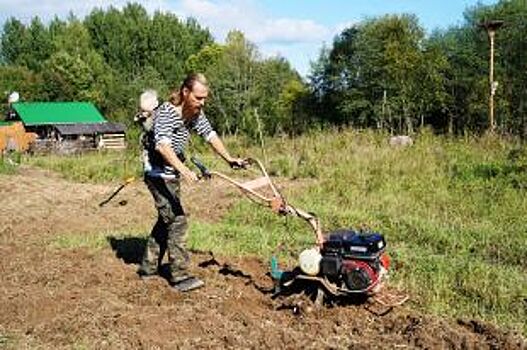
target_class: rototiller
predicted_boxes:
[192,157,407,308]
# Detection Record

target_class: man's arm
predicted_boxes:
[156,143,198,182]
[192,113,246,167]
[208,134,246,167]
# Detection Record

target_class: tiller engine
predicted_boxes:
[295,229,390,296]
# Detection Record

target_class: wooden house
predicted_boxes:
[8,102,126,154]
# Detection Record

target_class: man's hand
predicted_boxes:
[156,143,199,183]
[228,157,249,169]
[208,135,248,170]
[180,168,199,183]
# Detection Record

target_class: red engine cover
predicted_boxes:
[341,259,380,292]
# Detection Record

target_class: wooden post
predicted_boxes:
[489,29,496,132]
[480,20,504,133]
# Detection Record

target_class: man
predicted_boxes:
[138,73,246,292]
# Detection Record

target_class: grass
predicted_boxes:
[49,230,147,251]
[190,129,527,335]
[23,128,527,336]
[50,231,115,251]
[24,150,142,183]
[0,152,21,174]
[0,333,12,347]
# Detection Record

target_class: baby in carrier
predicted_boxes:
[134,90,159,173]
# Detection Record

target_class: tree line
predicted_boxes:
[1,0,526,138]
[310,0,527,136]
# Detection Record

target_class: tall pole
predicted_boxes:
[489,29,496,132]
[480,20,503,133]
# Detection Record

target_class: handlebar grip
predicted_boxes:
[191,156,212,179]
[230,158,252,169]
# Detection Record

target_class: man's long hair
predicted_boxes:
[169,73,208,106]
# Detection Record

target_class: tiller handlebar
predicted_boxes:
[191,156,324,246]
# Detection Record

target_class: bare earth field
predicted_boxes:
[1,166,526,349]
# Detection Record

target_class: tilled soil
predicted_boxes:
[0,166,525,349]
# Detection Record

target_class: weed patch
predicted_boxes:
[49,230,146,251]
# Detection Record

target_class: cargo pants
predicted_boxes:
[139,175,189,282]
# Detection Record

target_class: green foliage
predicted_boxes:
[84,5,213,83]
[310,0,527,137]
[0,4,213,128]
[84,4,151,78]
[41,51,98,102]
[482,0,527,136]
[1,18,30,66]
[311,14,445,133]
[1,16,53,72]
[26,17,53,72]
[0,65,47,103]
[276,79,311,133]
[184,31,302,137]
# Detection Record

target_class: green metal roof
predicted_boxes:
[12,102,107,126]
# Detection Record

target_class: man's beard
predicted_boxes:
[183,104,201,118]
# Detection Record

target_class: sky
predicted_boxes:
[0,0,499,77]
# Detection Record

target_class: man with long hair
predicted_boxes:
[138,73,246,292]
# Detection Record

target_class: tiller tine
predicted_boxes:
[371,289,409,308]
